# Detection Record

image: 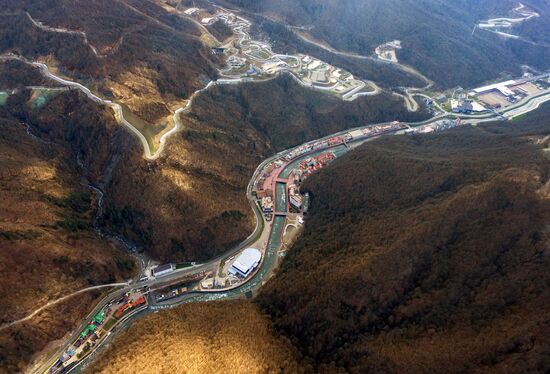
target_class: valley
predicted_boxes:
[30,79,550,372]
[1,1,550,373]
[0,2,396,161]
[0,84,137,373]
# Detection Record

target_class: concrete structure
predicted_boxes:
[289,195,303,211]
[228,248,261,277]
[152,263,175,277]
[472,80,517,96]
[471,101,487,112]
[451,99,473,113]
[184,8,199,15]
[348,129,365,139]
[311,70,328,83]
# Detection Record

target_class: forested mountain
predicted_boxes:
[224,0,550,88]
[87,105,550,374]
[0,63,135,373]
[0,0,220,130]
[256,108,550,372]
[2,1,550,372]
[101,75,428,262]
[88,301,305,374]
[0,47,424,373]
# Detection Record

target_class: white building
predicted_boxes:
[184,8,199,15]
[152,263,175,277]
[348,129,365,140]
[451,99,473,113]
[471,80,517,97]
[228,248,261,277]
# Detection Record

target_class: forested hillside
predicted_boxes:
[101,74,428,262]
[0,0,220,131]
[81,106,550,374]
[257,108,550,372]
[223,0,550,88]
[3,1,550,372]
[88,301,306,374]
[0,68,135,372]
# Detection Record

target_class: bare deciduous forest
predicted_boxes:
[257,109,550,372]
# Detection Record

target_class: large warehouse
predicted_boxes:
[229,248,262,277]
[152,263,175,277]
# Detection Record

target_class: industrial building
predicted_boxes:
[470,80,529,108]
[228,248,262,277]
[471,80,518,96]
[451,99,473,113]
[152,263,175,277]
[289,195,303,211]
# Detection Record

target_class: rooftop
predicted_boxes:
[473,80,517,94]
[230,248,261,276]
[153,263,174,274]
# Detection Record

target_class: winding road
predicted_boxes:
[3,3,550,374]
[0,283,127,333]
[28,80,550,372]
[4,4,396,163]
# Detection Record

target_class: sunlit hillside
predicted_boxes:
[0,63,135,373]
[88,301,306,374]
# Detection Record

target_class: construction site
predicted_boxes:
[182,6,378,101]
[375,40,402,63]
[471,74,550,109]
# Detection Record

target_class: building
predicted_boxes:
[152,263,175,277]
[228,56,244,69]
[303,192,310,214]
[451,99,473,113]
[289,195,303,211]
[348,129,365,140]
[261,196,274,213]
[228,248,261,277]
[435,95,447,103]
[184,8,199,15]
[471,80,517,97]
[311,70,328,83]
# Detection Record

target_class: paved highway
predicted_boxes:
[3,4,391,166]
[5,4,550,373]
[33,88,550,372]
